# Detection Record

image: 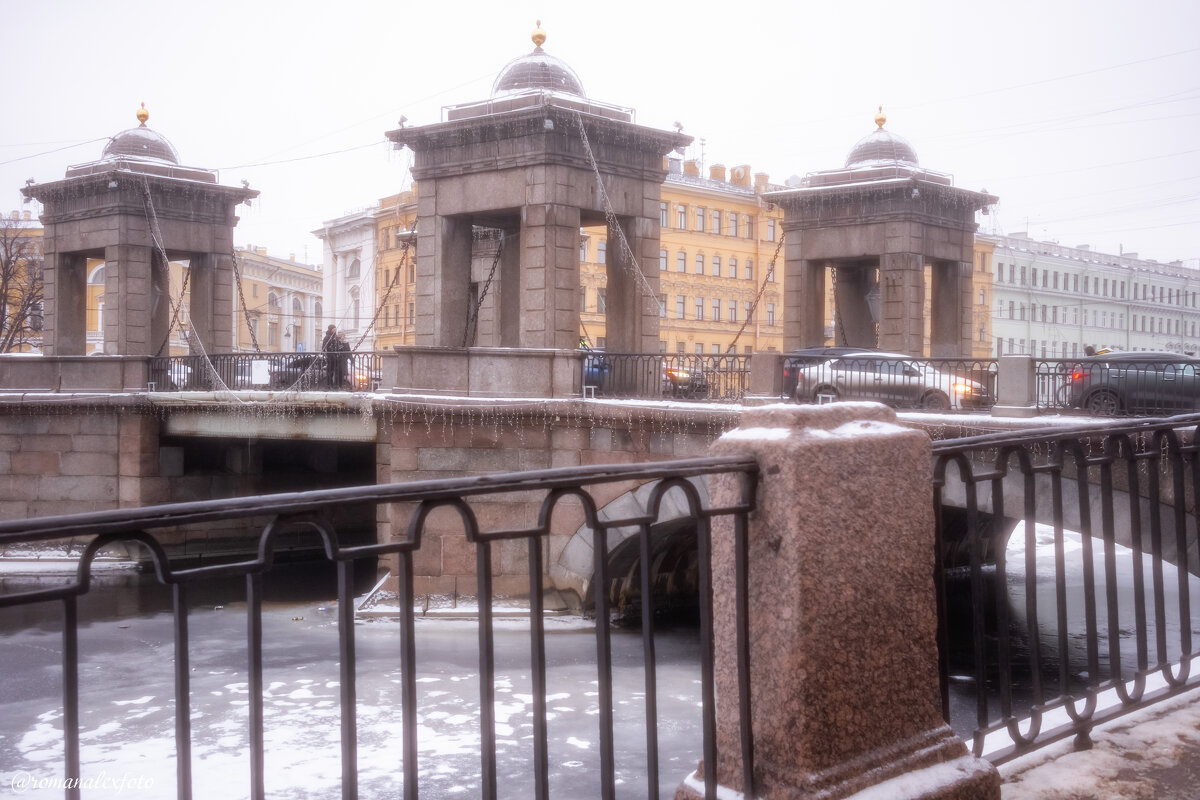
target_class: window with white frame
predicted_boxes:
[712,256,721,276]
[695,297,705,321]
[766,303,776,325]
[677,205,687,229]
[729,257,737,278]
[729,301,737,322]
[712,298,721,321]
[712,210,721,234]
[696,208,705,231]
[677,252,686,272]
[695,254,705,274]
[659,249,667,271]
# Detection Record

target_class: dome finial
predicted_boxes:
[532,20,546,49]
[137,102,149,127]
[874,105,886,129]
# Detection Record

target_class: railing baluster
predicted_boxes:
[528,535,550,800]
[338,560,359,800]
[696,515,717,800]
[173,583,193,800]
[476,541,497,800]
[247,572,265,800]
[733,501,755,797]
[398,552,418,800]
[592,525,615,800]
[63,595,81,800]
[638,521,659,800]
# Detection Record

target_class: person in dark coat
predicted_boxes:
[322,325,339,388]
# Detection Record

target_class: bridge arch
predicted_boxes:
[552,477,709,616]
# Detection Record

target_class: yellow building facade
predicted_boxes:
[580,159,787,355]
[371,190,419,351]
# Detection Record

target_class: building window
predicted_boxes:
[580,241,587,262]
[979,289,985,305]
[695,254,705,274]
[730,215,738,238]
[659,340,667,353]
[676,295,685,319]
[712,298,721,321]
[676,341,685,353]
[979,324,986,342]
[597,241,606,265]
[729,301,737,322]
[597,288,607,313]
[712,256,721,276]
[745,260,753,280]
[348,258,361,279]
[695,343,704,355]
[696,208,705,231]
[712,344,721,354]
[677,252,687,272]
[580,287,587,311]
[746,218,754,239]
[767,219,776,242]
[677,205,687,229]
[658,293,666,318]
[660,202,668,227]
[407,303,414,326]
[268,291,281,309]
[659,249,667,271]
[745,302,753,323]
[728,257,737,278]
[744,345,753,354]
[268,321,279,347]
[766,303,776,325]
[712,210,722,234]
[695,297,705,321]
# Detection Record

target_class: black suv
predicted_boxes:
[1067,351,1200,415]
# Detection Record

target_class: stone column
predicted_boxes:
[878,252,926,356]
[416,215,472,347]
[520,203,581,350]
[498,228,522,348]
[782,245,826,351]
[676,404,999,800]
[605,215,660,354]
[46,251,87,356]
[188,253,213,355]
[931,260,972,358]
[104,243,155,356]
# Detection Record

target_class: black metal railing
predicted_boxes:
[932,413,1200,763]
[581,352,750,402]
[148,351,384,393]
[0,457,758,800]
[1039,356,1200,416]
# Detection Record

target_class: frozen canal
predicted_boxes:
[0,570,707,800]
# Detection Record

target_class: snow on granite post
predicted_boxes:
[675,403,999,800]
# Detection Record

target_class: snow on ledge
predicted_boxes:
[721,426,791,441]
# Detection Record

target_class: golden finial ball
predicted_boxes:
[874,105,886,129]
[532,20,546,48]
[136,102,149,126]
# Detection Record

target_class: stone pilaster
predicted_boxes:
[675,403,999,800]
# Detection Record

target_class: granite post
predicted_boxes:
[675,403,999,800]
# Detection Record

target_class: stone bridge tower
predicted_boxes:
[772,110,996,357]
[387,24,691,353]
[22,105,258,356]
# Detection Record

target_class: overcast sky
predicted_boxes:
[5,0,1198,265]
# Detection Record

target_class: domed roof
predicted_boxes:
[845,108,918,169]
[100,104,180,164]
[491,22,585,97]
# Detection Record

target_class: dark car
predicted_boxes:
[661,358,712,399]
[782,347,877,399]
[1067,352,1200,415]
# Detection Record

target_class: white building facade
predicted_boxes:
[313,207,379,349]
[985,233,1200,359]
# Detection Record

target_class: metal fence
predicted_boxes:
[0,457,758,800]
[932,414,1200,763]
[581,352,750,401]
[148,351,384,393]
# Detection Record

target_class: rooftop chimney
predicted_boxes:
[709,164,727,182]
[684,160,701,177]
[754,172,770,193]
[730,165,752,187]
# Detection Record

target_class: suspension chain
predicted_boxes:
[725,234,785,353]
[231,248,262,352]
[462,232,504,347]
[573,111,666,318]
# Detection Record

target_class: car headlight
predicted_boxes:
[952,382,978,395]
